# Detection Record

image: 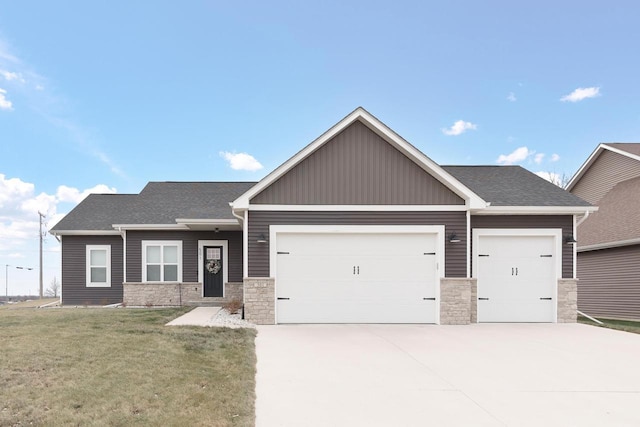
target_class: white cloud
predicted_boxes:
[534,153,545,164]
[8,252,25,258]
[550,153,560,162]
[507,92,517,102]
[560,87,600,102]
[0,69,24,82]
[0,87,13,110]
[56,184,117,204]
[220,151,263,171]
[496,146,533,165]
[0,174,117,245]
[442,120,477,136]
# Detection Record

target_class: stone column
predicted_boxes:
[243,277,275,324]
[440,278,476,325]
[557,279,578,323]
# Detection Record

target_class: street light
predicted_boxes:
[5,264,34,301]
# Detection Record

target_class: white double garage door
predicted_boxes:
[272,226,562,324]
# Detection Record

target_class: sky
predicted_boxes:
[1,1,640,296]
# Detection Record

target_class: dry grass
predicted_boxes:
[0,307,256,426]
[579,316,640,335]
[0,298,59,309]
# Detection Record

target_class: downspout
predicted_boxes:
[576,210,591,227]
[118,227,127,306]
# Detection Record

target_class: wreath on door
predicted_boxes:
[206,259,221,274]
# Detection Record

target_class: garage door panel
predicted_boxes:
[276,232,438,324]
[478,300,554,323]
[476,233,557,323]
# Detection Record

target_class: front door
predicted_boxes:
[203,246,224,297]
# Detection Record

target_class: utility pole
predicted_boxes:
[38,211,45,299]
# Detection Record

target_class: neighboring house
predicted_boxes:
[567,143,640,320]
[50,107,594,325]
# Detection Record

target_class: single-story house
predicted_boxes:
[50,107,594,325]
[567,143,640,320]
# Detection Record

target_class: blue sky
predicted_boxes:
[1,1,639,295]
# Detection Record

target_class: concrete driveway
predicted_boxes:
[255,324,640,426]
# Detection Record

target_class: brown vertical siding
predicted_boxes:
[571,150,640,205]
[61,235,124,305]
[578,245,640,320]
[471,215,574,279]
[251,121,464,205]
[126,230,243,283]
[248,211,467,278]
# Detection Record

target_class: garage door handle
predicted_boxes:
[423,297,436,301]
[478,298,489,301]
[277,297,290,300]
[540,297,552,300]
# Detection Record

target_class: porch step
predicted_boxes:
[185,301,225,307]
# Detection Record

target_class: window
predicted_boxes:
[142,241,182,282]
[86,245,111,287]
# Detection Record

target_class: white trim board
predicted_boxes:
[198,240,229,297]
[248,204,468,212]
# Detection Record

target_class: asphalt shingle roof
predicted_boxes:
[442,165,591,207]
[51,182,256,231]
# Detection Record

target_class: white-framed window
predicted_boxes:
[142,241,182,282]
[86,245,111,287]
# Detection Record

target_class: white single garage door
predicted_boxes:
[275,231,440,323]
[475,230,560,323]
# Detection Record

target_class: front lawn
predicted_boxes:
[579,316,640,335]
[0,308,256,426]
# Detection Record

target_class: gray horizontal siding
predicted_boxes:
[471,215,574,279]
[578,246,640,320]
[248,211,467,278]
[571,150,640,205]
[251,120,464,205]
[126,230,243,283]
[61,235,124,305]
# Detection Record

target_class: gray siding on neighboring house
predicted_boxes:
[126,230,243,283]
[471,215,574,279]
[61,235,124,305]
[251,121,464,205]
[578,245,640,320]
[248,211,467,278]
[571,150,640,205]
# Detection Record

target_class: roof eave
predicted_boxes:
[472,206,598,215]
[578,237,640,252]
[49,230,122,236]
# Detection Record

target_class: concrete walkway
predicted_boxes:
[256,323,640,427]
[166,307,220,326]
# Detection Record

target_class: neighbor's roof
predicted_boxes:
[577,175,640,249]
[442,165,591,207]
[51,182,256,232]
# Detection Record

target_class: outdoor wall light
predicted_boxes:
[448,232,461,243]
[564,235,577,244]
[257,233,267,243]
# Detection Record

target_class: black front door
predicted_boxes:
[203,246,224,297]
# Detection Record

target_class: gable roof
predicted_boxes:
[567,143,640,191]
[577,175,640,250]
[50,182,256,234]
[443,166,592,208]
[231,107,487,211]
